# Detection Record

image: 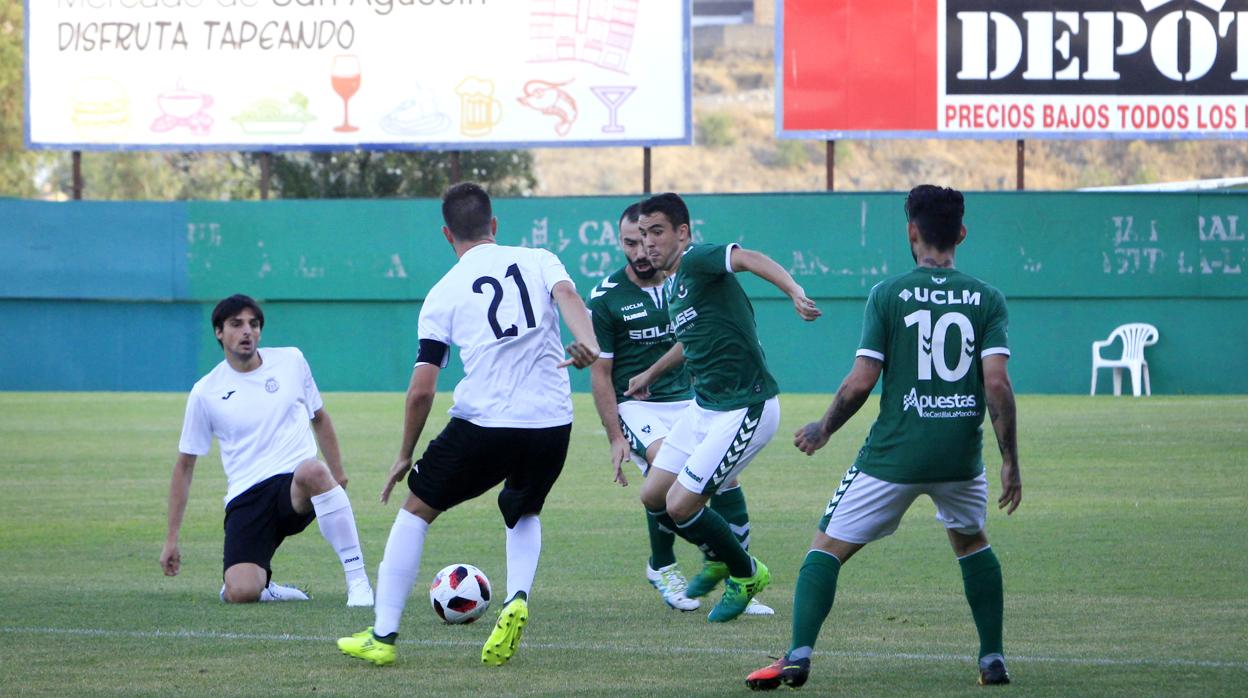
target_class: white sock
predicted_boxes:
[373,509,429,637]
[505,514,541,603]
[310,486,367,586]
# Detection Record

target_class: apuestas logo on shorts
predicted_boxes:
[901,387,979,419]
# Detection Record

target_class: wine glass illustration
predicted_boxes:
[331,55,361,133]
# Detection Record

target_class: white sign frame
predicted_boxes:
[26,0,692,151]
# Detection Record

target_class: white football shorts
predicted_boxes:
[818,466,989,543]
[651,397,780,496]
[617,399,693,471]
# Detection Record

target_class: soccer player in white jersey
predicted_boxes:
[161,294,374,607]
[337,182,600,667]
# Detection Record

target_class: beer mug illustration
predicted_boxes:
[456,77,502,137]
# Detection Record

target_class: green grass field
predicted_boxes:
[1,393,1246,696]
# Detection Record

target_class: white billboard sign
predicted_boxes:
[26,0,691,150]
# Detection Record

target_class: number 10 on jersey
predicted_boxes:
[904,310,975,382]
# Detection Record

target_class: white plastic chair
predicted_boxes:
[1091,323,1159,396]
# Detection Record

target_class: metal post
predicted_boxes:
[260,152,271,200]
[450,150,462,183]
[72,151,83,200]
[826,140,835,192]
[1016,139,1025,191]
[643,147,652,194]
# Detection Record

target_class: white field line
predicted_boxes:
[2,626,1246,670]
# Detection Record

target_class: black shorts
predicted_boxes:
[222,472,315,578]
[408,418,571,528]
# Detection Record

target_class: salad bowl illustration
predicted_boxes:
[232,93,316,135]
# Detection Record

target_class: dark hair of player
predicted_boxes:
[441,182,494,241]
[639,192,690,231]
[211,294,264,348]
[619,202,642,228]
[904,184,965,252]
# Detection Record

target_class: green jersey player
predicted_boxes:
[586,203,774,616]
[747,185,1022,691]
[628,192,821,623]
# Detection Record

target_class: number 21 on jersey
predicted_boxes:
[473,263,537,340]
[904,309,975,382]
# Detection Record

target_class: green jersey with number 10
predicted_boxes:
[853,267,1010,484]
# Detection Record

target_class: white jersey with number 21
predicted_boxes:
[418,243,575,429]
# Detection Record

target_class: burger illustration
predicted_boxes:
[72,78,130,133]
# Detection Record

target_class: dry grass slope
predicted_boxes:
[533,48,1248,195]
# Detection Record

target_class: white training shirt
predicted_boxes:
[178,347,324,506]
[419,243,574,428]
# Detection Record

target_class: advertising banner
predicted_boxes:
[27,0,691,150]
[778,0,1248,139]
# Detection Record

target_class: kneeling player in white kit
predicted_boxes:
[587,202,772,615]
[337,182,600,667]
[161,294,373,607]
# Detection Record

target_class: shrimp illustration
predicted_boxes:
[517,79,578,137]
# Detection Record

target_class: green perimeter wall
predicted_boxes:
[1,192,1245,394]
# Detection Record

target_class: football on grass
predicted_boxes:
[429,563,492,624]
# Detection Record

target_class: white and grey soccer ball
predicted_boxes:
[429,563,492,624]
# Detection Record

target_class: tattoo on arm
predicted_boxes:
[820,382,871,437]
[986,385,1018,462]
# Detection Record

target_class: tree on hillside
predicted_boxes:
[264,150,537,198]
[43,152,262,201]
[0,1,39,198]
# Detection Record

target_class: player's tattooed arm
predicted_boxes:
[729,246,821,321]
[795,357,881,455]
[983,354,1022,514]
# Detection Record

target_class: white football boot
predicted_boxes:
[260,581,310,602]
[646,563,700,611]
[743,597,775,616]
[218,581,309,602]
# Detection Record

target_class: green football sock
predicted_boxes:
[788,550,842,657]
[710,485,751,553]
[674,507,752,577]
[645,509,677,569]
[959,546,1004,659]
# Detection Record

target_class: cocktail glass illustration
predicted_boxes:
[591,86,634,133]
[331,55,361,133]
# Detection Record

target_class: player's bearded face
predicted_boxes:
[619,220,657,279]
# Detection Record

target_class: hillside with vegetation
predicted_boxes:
[532,47,1248,195]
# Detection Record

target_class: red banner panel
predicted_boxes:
[778,0,1248,139]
